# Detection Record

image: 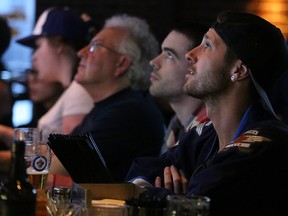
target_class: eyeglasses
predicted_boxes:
[88,41,121,55]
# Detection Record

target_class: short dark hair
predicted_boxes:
[172,21,208,50]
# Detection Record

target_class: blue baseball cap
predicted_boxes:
[17,7,90,48]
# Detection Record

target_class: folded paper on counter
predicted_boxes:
[80,183,145,203]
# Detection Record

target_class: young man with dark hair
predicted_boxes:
[138,11,288,215]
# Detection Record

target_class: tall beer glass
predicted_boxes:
[14,128,51,189]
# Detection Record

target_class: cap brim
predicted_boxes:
[16,34,41,48]
[249,71,276,117]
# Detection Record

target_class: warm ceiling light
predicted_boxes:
[246,0,288,40]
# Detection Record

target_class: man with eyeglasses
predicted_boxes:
[61,14,166,182]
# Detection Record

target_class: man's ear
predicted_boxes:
[237,63,250,81]
[115,55,132,76]
[230,60,250,81]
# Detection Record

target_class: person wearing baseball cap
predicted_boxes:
[14,7,95,176]
[183,11,288,215]
[136,11,288,215]
[17,7,90,48]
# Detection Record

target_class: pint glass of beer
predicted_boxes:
[14,128,51,189]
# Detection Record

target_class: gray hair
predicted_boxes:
[104,14,159,90]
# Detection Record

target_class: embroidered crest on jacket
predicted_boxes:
[225,132,271,149]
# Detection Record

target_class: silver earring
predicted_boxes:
[231,75,236,82]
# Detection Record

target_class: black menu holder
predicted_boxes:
[47,133,114,183]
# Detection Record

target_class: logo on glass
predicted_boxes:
[32,156,47,171]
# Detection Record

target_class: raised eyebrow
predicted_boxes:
[203,34,209,41]
[203,33,215,44]
[163,47,179,59]
[90,39,103,44]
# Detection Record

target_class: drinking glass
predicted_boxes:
[14,128,51,189]
[46,187,87,216]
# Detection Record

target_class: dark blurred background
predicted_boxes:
[36,0,288,44]
[0,0,287,126]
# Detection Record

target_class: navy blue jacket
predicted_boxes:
[130,101,288,215]
[72,88,165,181]
[125,121,217,184]
[188,102,288,215]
